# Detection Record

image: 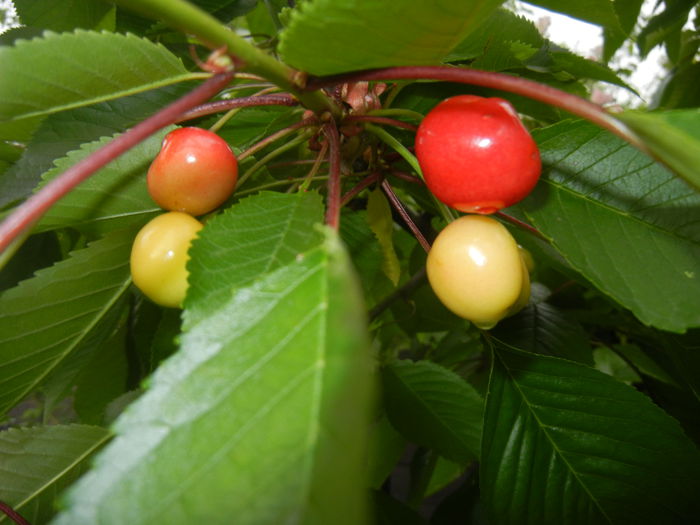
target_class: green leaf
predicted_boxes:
[617,109,700,190]
[481,342,700,524]
[53,232,375,525]
[367,416,406,489]
[493,301,594,365]
[522,120,700,333]
[14,0,115,32]
[35,128,171,234]
[0,30,189,124]
[0,425,110,524]
[0,83,191,209]
[279,0,502,75]
[0,228,133,416]
[382,359,483,462]
[603,0,644,60]
[593,346,641,384]
[184,191,325,325]
[524,0,622,31]
[367,189,400,286]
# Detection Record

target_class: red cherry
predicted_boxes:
[147,127,238,216]
[415,95,541,214]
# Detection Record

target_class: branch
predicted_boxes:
[176,93,298,122]
[111,0,338,115]
[323,121,342,230]
[306,65,649,153]
[0,71,234,254]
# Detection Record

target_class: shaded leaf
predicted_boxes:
[0,30,189,124]
[367,189,400,286]
[524,0,622,31]
[14,0,115,32]
[0,228,134,416]
[522,120,700,332]
[53,232,375,525]
[481,341,700,524]
[279,0,502,75]
[382,359,482,462]
[35,128,171,234]
[0,425,110,524]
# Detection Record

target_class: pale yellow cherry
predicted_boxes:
[427,215,524,329]
[130,212,203,308]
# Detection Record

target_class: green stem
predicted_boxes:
[110,0,337,115]
[236,130,314,189]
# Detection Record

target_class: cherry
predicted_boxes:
[426,215,529,328]
[130,212,203,308]
[147,127,238,216]
[415,95,541,214]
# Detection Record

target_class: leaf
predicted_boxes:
[35,128,171,234]
[382,359,483,462]
[521,120,700,333]
[184,191,325,325]
[0,228,133,416]
[0,30,189,124]
[279,0,502,75]
[481,341,700,524]
[493,301,594,365]
[14,0,115,32]
[53,231,375,525]
[524,0,622,31]
[593,346,641,384]
[617,108,700,190]
[0,425,110,524]
[0,82,191,209]
[603,0,644,60]
[367,189,400,286]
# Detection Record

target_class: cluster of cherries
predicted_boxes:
[130,127,238,308]
[130,94,541,328]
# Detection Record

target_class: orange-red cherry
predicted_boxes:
[415,95,541,214]
[147,127,238,216]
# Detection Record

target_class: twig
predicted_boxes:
[323,121,342,230]
[0,501,31,525]
[238,118,317,162]
[176,93,298,122]
[343,115,418,132]
[340,172,381,207]
[0,71,235,254]
[381,180,431,253]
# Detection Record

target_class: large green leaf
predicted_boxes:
[0,229,133,416]
[52,232,375,525]
[184,191,325,324]
[617,109,700,190]
[382,359,483,462]
[279,0,502,75]
[34,128,170,234]
[481,342,700,524]
[13,0,115,32]
[521,120,700,333]
[0,30,189,124]
[0,425,110,524]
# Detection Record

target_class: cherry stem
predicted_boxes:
[390,170,422,184]
[0,71,235,255]
[238,118,317,162]
[494,211,546,240]
[0,501,31,525]
[344,115,418,132]
[305,65,649,154]
[323,121,342,230]
[381,180,431,253]
[176,93,298,122]
[299,140,329,192]
[340,172,381,207]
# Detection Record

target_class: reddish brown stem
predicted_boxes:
[237,118,317,161]
[305,66,648,153]
[390,170,422,184]
[323,121,342,230]
[344,115,418,132]
[0,501,30,525]
[381,180,431,253]
[176,93,298,122]
[494,211,546,240]
[0,71,235,254]
[340,172,381,207]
